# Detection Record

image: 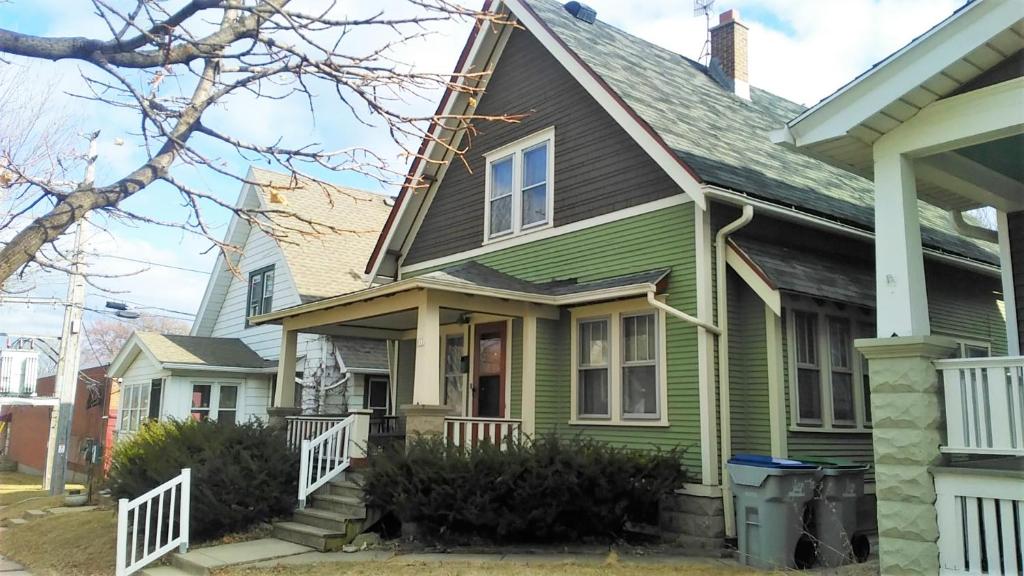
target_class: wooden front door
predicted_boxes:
[473,322,506,418]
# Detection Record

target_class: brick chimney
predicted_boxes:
[709,9,750,100]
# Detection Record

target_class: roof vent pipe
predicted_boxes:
[564,1,597,24]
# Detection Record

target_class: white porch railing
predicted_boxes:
[935,465,1023,575]
[116,468,190,576]
[298,415,354,508]
[286,415,346,450]
[936,356,1024,456]
[444,416,522,449]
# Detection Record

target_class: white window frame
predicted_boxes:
[569,298,669,427]
[366,375,390,413]
[786,298,873,432]
[953,338,992,358]
[576,316,612,420]
[117,381,154,434]
[483,127,555,243]
[189,380,242,424]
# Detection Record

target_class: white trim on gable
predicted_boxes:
[108,333,166,379]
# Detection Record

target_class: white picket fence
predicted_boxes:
[936,356,1024,456]
[444,416,522,449]
[298,414,355,508]
[116,468,191,576]
[935,466,1023,575]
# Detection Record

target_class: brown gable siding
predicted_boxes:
[403,27,681,266]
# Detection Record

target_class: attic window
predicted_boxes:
[246,265,275,325]
[483,127,555,243]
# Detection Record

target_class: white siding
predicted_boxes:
[163,373,272,423]
[116,350,169,433]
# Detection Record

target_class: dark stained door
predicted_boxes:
[473,322,506,418]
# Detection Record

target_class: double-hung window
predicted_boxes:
[119,383,151,433]
[572,300,667,425]
[246,265,274,325]
[578,318,610,418]
[484,128,554,241]
[190,382,240,424]
[788,301,872,430]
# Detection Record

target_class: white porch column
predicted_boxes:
[997,210,1020,355]
[274,328,298,408]
[873,152,931,337]
[412,291,441,405]
[521,310,537,436]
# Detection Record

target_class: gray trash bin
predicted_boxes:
[798,457,868,567]
[728,455,820,570]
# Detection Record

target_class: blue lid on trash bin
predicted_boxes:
[729,454,818,469]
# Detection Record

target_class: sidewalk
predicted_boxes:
[0,555,30,576]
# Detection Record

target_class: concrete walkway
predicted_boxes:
[0,555,30,576]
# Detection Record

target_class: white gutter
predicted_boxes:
[950,210,997,244]
[645,292,721,336]
[714,205,754,539]
[161,363,277,374]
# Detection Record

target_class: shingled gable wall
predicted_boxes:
[403,26,684,266]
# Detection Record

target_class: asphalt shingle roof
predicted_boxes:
[335,338,389,372]
[731,238,875,308]
[136,333,270,369]
[249,168,393,301]
[523,0,997,265]
[424,261,669,297]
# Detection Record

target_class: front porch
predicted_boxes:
[255,262,669,451]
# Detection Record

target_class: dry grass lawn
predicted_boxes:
[0,508,117,575]
[0,471,86,520]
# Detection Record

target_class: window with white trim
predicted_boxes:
[246,265,274,325]
[365,376,390,414]
[190,382,240,424]
[119,382,152,433]
[578,318,610,418]
[484,128,554,241]
[787,300,872,430]
[571,300,667,425]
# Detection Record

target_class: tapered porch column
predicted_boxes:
[412,291,441,405]
[268,328,300,427]
[873,152,930,337]
[402,291,449,438]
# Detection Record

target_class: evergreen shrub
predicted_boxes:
[365,433,687,541]
[107,418,298,541]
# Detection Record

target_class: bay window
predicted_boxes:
[484,128,554,241]
[787,301,872,430]
[571,300,666,426]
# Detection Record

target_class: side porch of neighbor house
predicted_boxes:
[775,4,1024,572]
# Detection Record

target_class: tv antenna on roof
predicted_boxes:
[694,0,716,65]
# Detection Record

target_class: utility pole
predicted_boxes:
[45,131,98,495]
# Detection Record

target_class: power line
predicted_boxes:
[82,252,211,274]
[85,294,196,318]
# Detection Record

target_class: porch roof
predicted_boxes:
[731,237,875,309]
[251,262,670,326]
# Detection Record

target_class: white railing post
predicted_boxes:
[178,468,190,553]
[298,438,310,509]
[349,409,372,460]
[116,498,129,576]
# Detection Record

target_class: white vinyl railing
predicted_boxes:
[286,415,348,450]
[935,466,1023,575]
[444,416,522,449]
[298,415,354,508]
[116,468,190,576]
[936,356,1024,456]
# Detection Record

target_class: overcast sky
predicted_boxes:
[0,0,963,344]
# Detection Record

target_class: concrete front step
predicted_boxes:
[271,521,349,552]
[170,538,311,575]
[140,565,192,576]
[292,507,360,532]
[326,479,365,500]
[308,493,366,517]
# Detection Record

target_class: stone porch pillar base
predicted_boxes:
[400,404,451,441]
[856,335,956,576]
[267,406,300,430]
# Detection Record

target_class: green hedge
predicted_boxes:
[365,434,687,542]
[107,419,298,541]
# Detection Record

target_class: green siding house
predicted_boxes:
[253,0,1007,553]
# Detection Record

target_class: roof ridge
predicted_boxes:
[248,166,395,201]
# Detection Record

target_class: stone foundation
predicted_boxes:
[659,488,726,555]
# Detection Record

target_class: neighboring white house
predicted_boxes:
[108,167,394,433]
